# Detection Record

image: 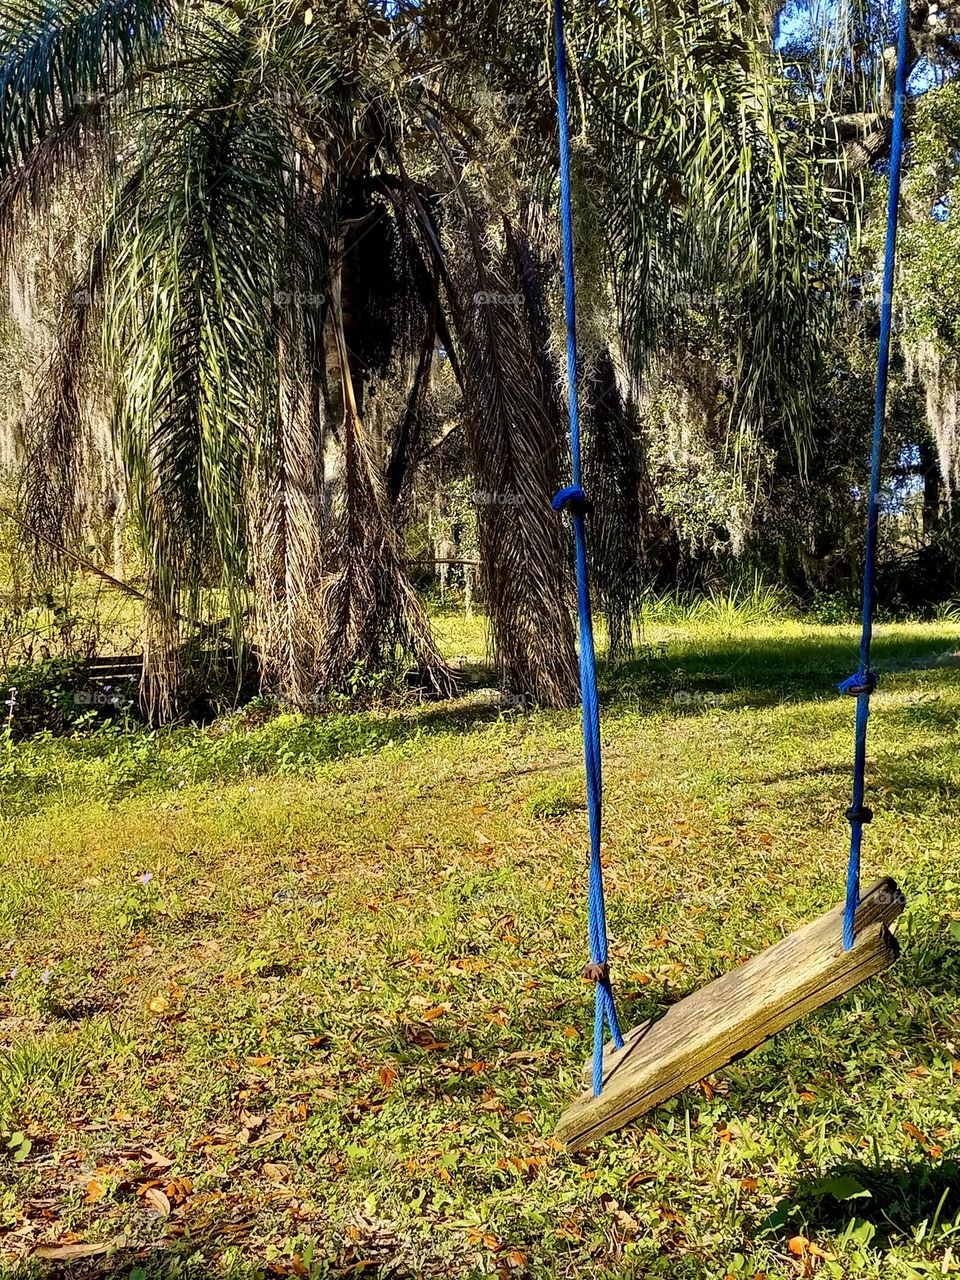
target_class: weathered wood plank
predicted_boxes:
[557,877,904,1152]
[576,877,904,1091]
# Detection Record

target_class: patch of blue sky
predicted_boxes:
[775,0,943,96]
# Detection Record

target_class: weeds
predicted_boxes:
[636,574,794,630]
[524,779,583,820]
[0,1033,88,1127]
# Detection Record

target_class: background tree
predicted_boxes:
[0,0,861,714]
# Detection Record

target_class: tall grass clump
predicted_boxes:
[637,574,795,631]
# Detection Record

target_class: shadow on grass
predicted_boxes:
[7,624,959,823]
[766,1156,960,1249]
[10,1245,403,1279]
[600,627,960,714]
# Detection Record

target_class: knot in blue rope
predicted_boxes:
[838,671,879,697]
[552,485,592,516]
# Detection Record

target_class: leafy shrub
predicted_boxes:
[808,592,854,625]
[0,659,89,739]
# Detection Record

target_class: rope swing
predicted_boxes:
[552,0,910,1144]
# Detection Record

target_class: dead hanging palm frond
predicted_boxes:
[248,177,328,707]
[0,103,103,259]
[384,317,437,508]
[251,332,325,706]
[377,191,445,508]
[449,205,578,708]
[17,249,105,582]
[371,166,464,427]
[334,180,441,524]
[583,347,675,659]
[317,273,455,698]
[389,103,580,707]
[140,602,182,725]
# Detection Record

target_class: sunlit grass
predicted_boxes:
[0,615,958,1278]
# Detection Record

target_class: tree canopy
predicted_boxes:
[2,0,960,713]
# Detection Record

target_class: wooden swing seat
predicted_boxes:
[556,877,905,1152]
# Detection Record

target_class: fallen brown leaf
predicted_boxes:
[142,1148,174,1170]
[165,1177,193,1204]
[33,1239,123,1261]
[143,1187,172,1216]
[903,1121,930,1147]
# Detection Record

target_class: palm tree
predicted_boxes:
[0,0,847,715]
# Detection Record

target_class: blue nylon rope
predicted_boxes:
[551,0,623,1097]
[843,0,911,951]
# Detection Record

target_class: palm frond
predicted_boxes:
[450,206,579,708]
[102,15,295,708]
[590,3,846,468]
[0,0,168,169]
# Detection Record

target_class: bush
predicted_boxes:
[0,659,90,739]
[808,592,854,625]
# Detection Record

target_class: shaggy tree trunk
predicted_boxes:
[313,268,455,698]
[451,215,579,708]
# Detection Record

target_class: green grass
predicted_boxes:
[1,615,959,1279]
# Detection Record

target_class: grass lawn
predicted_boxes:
[1,613,959,1279]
